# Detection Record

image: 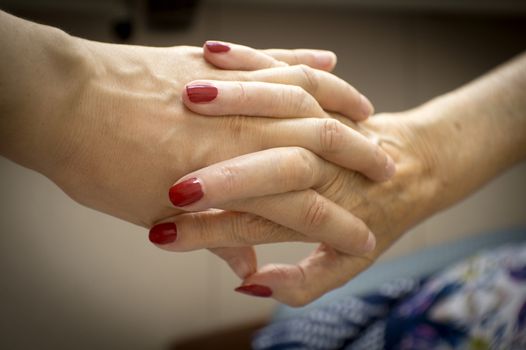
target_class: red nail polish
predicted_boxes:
[186,84,218,103]
[149,222,177,245]
[234,284,273,298]
[205,41,230,53]
[169,177,204,207]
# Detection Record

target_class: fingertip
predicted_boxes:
[149,222,178,245]
[212,246,258,279]
[329,51,338,69]
[235,261,257,280]
[314,50,337,71]
[359,94,374,120]
[227,257,257,280]
[362,231,376,253]
[373,154,397,182]
[184,81,218,104]
[230,247,258,279]
[384,156,397,179]
[168,177,204,207]
[202,41,233,70]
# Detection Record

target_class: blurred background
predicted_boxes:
[0,0,525,349]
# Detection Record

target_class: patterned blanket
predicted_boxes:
[253,243,526,350]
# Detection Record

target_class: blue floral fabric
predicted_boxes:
[253,243,526,350]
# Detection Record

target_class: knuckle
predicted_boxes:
[238,213,281,245]
[291,50,301,65]
[281,147,317,187]
[288,267,311,307]
[303,190,328,228]
[217,163,241,194]
[287,85,312,115]
[264,55,279,69]
[236,81,247,102]
[289,293,314,307]
[267,263,293,281]
[319,119,345,154]
[363,143,386,175]
[226,213,253,245]
[222,116,247,137]
[297,64,319,94]
[211,211,268,246]
[188,214,216,246]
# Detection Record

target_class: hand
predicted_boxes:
[153,50,526,306]
[4,30,392,228]
[0,11,393,299]
[151,105,435,305]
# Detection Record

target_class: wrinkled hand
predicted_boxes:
[154,110,438,306]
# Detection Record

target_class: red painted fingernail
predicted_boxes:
[205,41,230,53]
[234,284,273,298]
[186,84,218,103]
[169,177,204,207]
[149,222,177,245]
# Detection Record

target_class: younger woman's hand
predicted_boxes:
[20,35,391,229]
[0,13,391,294]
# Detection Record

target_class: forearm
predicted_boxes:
[414,52,526,212]
[0,10,90,175]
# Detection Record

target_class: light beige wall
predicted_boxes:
[0,2,525,349]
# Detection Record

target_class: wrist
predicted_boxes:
[0,11,95,178]
[404,96,459,210]
[358,111,444,231]
[35,34,96,179]
[404,87,517,215]
[13,28,95,179]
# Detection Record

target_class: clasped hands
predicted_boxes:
[52,38,432,306]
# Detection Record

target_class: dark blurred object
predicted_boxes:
[112,17,133,41]
[146,0,200,30]
[0,0,135,42]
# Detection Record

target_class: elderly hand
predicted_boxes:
[151,107,432,305]
[152,48,526,306]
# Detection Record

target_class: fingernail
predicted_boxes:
[385,156,396,179]
[186,83,218,103]
[314,51,336,68]
[205,41,230,53]
[363,231,376,253]
[169,177,204,207]
[234,284,273,298]
[360,94,374,118]
[149,222,177,245]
